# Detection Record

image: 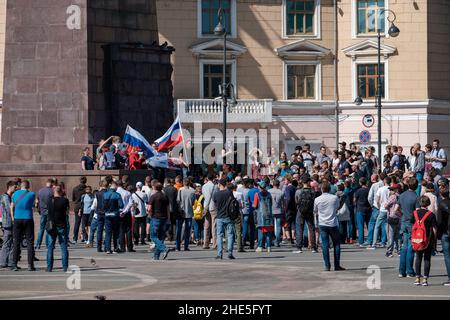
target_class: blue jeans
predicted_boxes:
[442,234,450,281]
[88,217,98,244]
[356,211,370,245]
[242,214,255,246]
[216,217,235,257]
[104,216,120,252]
[372,210,388,247]
[96,215,105,250]
[176,218,192,250]
[193,219,204,241]
[274,215,283,246]
[151,218,168,259]
[366,208,378,245]
[319,225,341,270]
[416,171,424,195]
[35,214,49,248]
[339,221,352,241]
[46,227,69,271]
[399,230,415,276]
[257,228,272,248]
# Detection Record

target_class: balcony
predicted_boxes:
[177,99,273,124]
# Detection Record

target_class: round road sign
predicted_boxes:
[362,114,375,128]
[359,130,371,144]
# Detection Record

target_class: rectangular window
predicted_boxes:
[357,63,385,99]
[203,64,232,98]
[201,0,232,35]
[287,65,316,99]
[357,0,385,34]
[286,0,316,35]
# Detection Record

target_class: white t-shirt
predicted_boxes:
[132,191,148,218]
[376,186,390,211]
[142,185,153,200]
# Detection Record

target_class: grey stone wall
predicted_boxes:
[87,0,161,143]
[103,43,174,143]
[2,0,89,145]
[0,0,174,169]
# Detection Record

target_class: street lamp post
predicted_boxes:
[214,8,237,159]
[214,8,228,150]
[354,9,399,172]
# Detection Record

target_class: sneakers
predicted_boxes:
[414,277,421,286]
[292,250,303,254]
[335,266,346,271]
[422,278,429,286]
[228,255,235,260]
[311,249,318,254]
[442,281,450,286]
[398,274,406,278]
[255,247,263,253]
[366,246,376,250]
[106,250,113,255]
[386,253,394,258]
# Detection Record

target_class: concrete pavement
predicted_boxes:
[0,242,449,300]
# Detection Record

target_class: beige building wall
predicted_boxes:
[157,0,430,102]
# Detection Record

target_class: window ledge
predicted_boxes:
[282,35,321,40]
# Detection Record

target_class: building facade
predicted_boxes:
[157,0,450,160]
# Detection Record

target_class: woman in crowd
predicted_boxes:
[253,181,274,253]
[412,196,437,286]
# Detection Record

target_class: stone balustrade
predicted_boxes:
[177,99,273,123]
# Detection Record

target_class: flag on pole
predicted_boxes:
[123,125,157,159]
[154,116,184,152]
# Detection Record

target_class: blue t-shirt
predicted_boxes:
[246,187,259,215]
[12,190,36,220]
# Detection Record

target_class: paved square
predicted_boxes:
[1,242,449,300]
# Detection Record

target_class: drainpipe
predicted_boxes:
[333,0,339,150]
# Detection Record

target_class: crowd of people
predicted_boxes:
[1,139,449,287]
[80,135,188,171]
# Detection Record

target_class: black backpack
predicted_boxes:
[297,189,315,218]
[226,195,241,221]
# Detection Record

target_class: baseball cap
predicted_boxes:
[136,182,143,188]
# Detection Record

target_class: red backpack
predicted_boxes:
[411,210,432,251]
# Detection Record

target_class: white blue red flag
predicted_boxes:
[154,116,184,152]
[123,125,157,159]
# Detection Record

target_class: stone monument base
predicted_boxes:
[0,144,91,171]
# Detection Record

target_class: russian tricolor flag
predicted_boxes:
[154,116,184,152]
[123,125,157,159]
